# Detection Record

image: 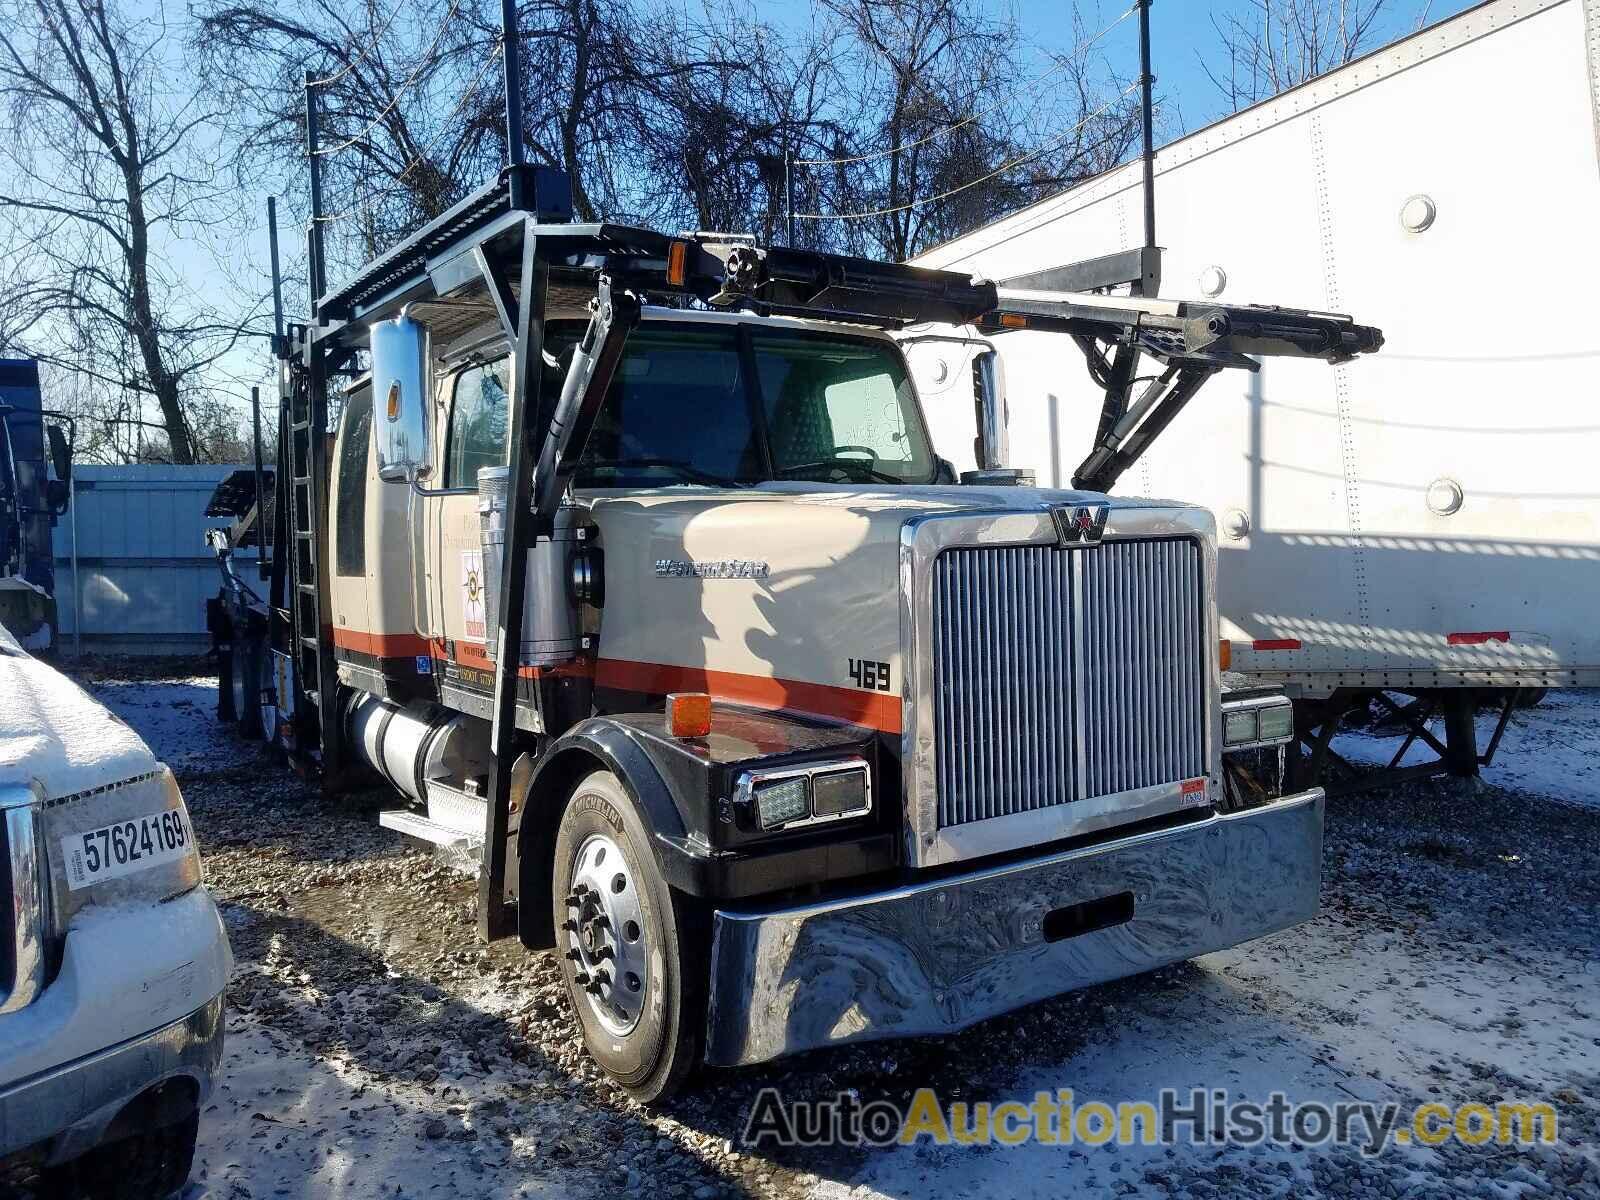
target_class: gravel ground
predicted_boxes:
[7,661,1599,1200]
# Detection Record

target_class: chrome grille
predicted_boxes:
[0,814,12,1005]
[932,537,1207,829]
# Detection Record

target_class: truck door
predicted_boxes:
[429,355,512,684]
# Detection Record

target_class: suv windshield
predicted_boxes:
[558,320,935,488]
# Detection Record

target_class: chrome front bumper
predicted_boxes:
[0,993,224,1163]
[704,788,1323,1067]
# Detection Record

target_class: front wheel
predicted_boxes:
[551,770,707,1103]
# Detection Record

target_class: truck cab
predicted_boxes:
[329,302,1320,1097]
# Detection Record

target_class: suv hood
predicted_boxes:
[0,625,157,801]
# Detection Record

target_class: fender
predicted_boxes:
[518,716,700,949]
[516,709,898,949]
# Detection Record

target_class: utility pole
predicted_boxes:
[1137,0,1157,260]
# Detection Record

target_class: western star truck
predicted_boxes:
[209,163,1380,1099]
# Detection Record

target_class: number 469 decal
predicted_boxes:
[848,658,891,692]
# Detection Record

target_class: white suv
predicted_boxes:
[0,628,231,1197]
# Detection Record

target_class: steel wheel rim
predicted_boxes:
[257,651,278,743]
[564,832,649,1036]
[230,641,250,717]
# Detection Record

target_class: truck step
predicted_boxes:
[425,781,489,837]
[378,809,482,873]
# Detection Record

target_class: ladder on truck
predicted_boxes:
[282,349,342,779]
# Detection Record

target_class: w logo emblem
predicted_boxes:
[1053,504,1110,545]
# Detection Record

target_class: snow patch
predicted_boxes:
[1334,690,1600,809]
[0,632,157,799]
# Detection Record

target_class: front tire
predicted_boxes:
[551,770,707,1103]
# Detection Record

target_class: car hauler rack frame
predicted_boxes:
[207,135,1382,1096]
[257,162,1379,938]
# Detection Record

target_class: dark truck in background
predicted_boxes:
[0,359,74,652]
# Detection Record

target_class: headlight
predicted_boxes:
[40,766,202,926]
[736,759,872,833]
[753,777,809,829]
[1,786,49,1014]
[1222,695,1295,750]
[1224,709,1259,746]
[1257,703,1294,742]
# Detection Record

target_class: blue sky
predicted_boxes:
[92,0,1477,438]
[755,0,1471,135]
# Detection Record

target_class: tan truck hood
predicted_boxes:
[585,483,1201,731]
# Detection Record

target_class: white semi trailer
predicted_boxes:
[909,0,1600,791]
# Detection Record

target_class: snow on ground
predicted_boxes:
[811,884,1599,1200]
[53,666,1600,1200]
[82,674,243,776]
[1334,690,1600,810]
[190,998,567,1200]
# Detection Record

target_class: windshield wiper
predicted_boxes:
[776,457,905,485]
[583,458,749,488]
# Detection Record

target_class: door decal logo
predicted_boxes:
[461,550,486,641]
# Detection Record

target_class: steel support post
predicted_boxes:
[480,220,546,942]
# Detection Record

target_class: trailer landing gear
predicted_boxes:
[1288,688,1522,797]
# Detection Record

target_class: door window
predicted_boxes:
[335,387,373,577]
[446,359,512,488]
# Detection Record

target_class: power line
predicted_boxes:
[312,0,466,157]
[794,81,1139,221]
[305,1,408,88]
[793,5,1137,169]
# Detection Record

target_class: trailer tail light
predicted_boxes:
[666,692,711,738]
[666,240,689,286]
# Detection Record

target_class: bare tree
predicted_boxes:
[1204,0,1434,111]
[197,0,504,271]
[800,0,1143,261]
[0,0,260,462]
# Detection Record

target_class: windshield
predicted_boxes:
[562,320,935,488]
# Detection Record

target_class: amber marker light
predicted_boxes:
[667,692,712,738]
[666,240,689,286]
[1219,639,1232,671]
[999,313,1028,329]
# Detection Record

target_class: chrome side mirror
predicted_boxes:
[972,346,1008,471]
[371,312,431,484]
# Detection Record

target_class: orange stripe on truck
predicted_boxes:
[331,627,900,732]
[596,658,903,734]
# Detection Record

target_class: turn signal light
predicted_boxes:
[999,313,1028,329]
[666,240,689,286]
[666,692,711,738]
